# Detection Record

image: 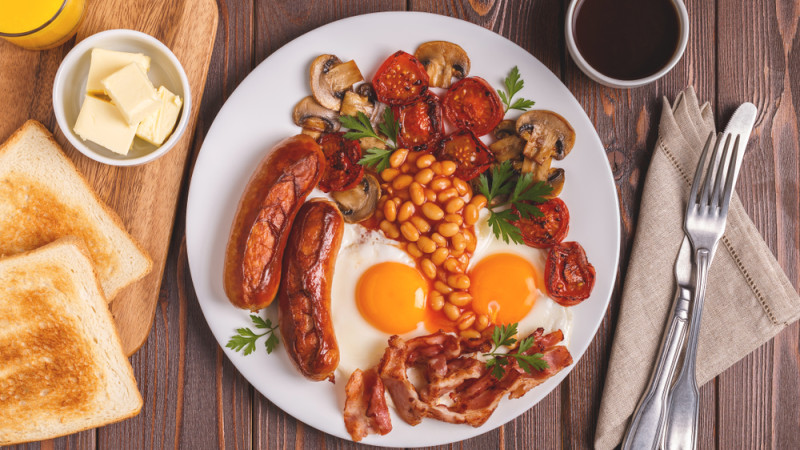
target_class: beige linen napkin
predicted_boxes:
[594,87,800,450]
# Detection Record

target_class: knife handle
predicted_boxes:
[621,285,691,450]
[664,249,710,450]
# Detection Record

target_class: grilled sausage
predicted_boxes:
[223,135,325,311]
[278,200,343,382]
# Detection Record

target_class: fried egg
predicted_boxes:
[330,224,429,378]
[470,209,572,345]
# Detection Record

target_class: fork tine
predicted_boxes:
[689,132,716,209]
[720,135,742,216]
[712,134,735,209]
[699,133,725,207]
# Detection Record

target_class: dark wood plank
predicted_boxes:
[715,0,800,448]
[561,0,717,446]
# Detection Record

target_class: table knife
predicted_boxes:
[621,237,693,450]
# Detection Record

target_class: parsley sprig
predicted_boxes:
[226,315,279,356]
[484,323,549,379]
[497,66,535,113]
[341,109,401,173]
[477,161,553,244]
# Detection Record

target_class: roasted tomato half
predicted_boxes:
[435,130,495,181]
[545,241,595,306]
[514,198,570,249]
[317,132,364,193]
[442,76,504,137]
[373,51,429,106]
[394,93,444,152]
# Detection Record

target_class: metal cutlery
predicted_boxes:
[622,103,757,450]
[664,102,757,449]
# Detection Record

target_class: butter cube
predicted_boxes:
[86,48,150,95]
[101,63,160,125]
[73,95,137,155]
[136,86,183,146]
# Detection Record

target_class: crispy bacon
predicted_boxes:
[376,327,573,429]
[343,368,392,442]
[345,327,573,440]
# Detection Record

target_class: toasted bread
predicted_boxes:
[0,120,152,300]
[0,237,143,445]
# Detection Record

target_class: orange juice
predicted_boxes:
[0,0,86,50]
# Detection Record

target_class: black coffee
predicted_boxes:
[573,0,681,80]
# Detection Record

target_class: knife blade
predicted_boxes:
[621,237,693,450]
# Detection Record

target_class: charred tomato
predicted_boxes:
[434,129,495,181]
[545,241,595,306]
[317,132,364,193]
[373,51,429,106]
[394,93,444,152]
[514,198,570,249]
[442,76,504,137]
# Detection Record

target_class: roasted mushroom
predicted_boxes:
[331,173,381,223]
[516,110,576,163]
[293,96,341,133]
[493,120,517,140]
[414,41,470,88]
[310,55,364,111]
[339,90,374,118]
[489,135,525,163]
[544,168,565,197]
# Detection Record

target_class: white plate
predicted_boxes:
[186,12,620,447]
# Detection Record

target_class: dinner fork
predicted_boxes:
[663,131,743,450]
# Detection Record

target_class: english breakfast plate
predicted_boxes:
[186,12,620,447]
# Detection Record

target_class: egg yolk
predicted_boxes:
[356,262,428,334]
[469,253,539,325]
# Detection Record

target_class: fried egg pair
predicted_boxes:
[329,210,572,380]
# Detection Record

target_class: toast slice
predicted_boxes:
[0,120,152,300]
[0,237,143,445]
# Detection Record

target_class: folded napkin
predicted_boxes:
[594,87,800,450]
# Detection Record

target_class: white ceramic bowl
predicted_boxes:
[565,0,690,89]
[53,29,191,166]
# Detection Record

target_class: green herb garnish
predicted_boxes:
[226,315,279,356]
[477,161,553,244]
[484,323,549,379]
[497,66,535,113]
[341,109,401,172]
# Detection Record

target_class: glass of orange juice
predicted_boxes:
[0,0,86,50]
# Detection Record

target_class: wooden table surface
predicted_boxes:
[7,0,799,449]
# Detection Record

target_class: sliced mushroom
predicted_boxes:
[331,173,381,223]
[340,90,374,118]
[493,120,517,140]
[516,110,576,163]
[293,96,341,133]
[488,135,525,163]
[544,168,565,197]
[356,83,377,104]
[310,55,364,111]
[414,41,470,88]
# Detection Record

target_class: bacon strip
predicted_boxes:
[343,368,392,442]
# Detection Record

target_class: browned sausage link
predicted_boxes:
[278,200,343,382]
[223,135,325,311]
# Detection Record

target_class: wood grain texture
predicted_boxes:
[0,0,219,356]
[4,0,799,449]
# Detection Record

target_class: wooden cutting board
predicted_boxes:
[0,0,218,355]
